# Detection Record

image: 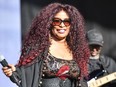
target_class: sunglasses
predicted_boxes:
[52,18,71,26]
[89,45,101,51]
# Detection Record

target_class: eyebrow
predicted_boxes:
[53,17,70,20]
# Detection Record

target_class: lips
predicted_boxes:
[57,29,66,33]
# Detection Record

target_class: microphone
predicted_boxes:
[0,55,21,86]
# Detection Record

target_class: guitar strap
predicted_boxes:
[88,56,108,80]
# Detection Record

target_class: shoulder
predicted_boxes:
[100,55,116,72]
[100,55,115,62]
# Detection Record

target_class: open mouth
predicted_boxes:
[57,29,66,33]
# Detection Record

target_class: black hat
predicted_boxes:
[87,29,104,46]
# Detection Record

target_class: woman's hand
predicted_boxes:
[2,64,16,77]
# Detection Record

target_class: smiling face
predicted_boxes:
[89,44,102,57]
[51,10,71,40]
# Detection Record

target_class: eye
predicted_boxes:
[52,18,61,26]
[63,19,71,26]
[52,18,71,26]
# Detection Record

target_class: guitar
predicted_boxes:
[87,72,116,87]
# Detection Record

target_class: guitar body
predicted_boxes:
[87,72,116,87]
[87,55,116,87]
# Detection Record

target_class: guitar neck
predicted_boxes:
[88,72,116,87]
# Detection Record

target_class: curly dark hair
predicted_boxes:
[17,3,90,77]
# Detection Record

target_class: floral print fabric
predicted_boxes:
[42,53,80,80]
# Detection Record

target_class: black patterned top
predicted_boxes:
[42,52,80,80]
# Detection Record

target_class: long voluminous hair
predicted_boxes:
[17,3,90,77]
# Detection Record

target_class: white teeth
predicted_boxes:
[58,29,65,33]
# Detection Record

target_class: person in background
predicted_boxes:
[1,3,90,87]
[85,29,116,87]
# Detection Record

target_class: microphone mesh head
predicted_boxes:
[0,55,5,62]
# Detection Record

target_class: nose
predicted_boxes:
[93,48,98,52]
[59,22,65,27]
[93,48,96,51]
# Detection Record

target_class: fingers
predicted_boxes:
[2,67,12,77]
[8,64,16,72]
[2,64,16,77]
